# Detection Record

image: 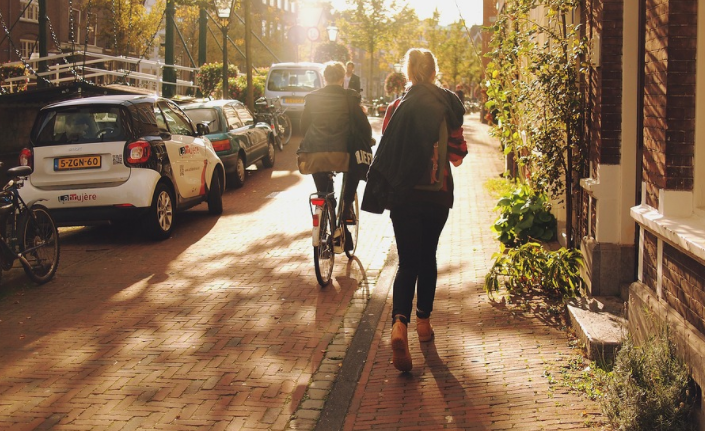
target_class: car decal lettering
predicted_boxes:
[58,193,98,204]
[200,160,207,195]
[179,145,200,156]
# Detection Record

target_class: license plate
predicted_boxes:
[54,155,102,171]
[284,97,304,104]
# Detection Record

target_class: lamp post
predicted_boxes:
[393,63,402,73]
[214,0,233,99]
[326,26,338,43]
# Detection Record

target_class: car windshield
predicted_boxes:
[33,106,125,146]
[267,68,321,92]
[184,108,220,133]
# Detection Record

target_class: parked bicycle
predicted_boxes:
[309,172,359,287]
[255,97,293,151]
[0,165,60,285]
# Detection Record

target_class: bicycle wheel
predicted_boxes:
[19,204,60,284]
[279,113,293,146]
[314,200,335,286]
[344,193,359,258]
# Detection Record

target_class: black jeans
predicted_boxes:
[312,171,359,210]
[390,202,449,323]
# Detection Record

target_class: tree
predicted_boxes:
[337,0,412,97]
[314,42,351,63]
[92,0,166,57]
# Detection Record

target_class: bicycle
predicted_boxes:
[309,172,359,287]
[0,165,60,285]
[254,97,292,151]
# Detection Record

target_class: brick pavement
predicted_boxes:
[0,114,609,431]
[0,125,393,431]
[293,114,610,430]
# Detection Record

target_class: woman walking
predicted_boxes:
[362,48,467,372]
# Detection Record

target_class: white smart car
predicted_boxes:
[18,94,226,240]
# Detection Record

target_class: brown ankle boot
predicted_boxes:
[416,317,434,342]
[391,316,412,372]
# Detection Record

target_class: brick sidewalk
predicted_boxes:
[309,114,609,430]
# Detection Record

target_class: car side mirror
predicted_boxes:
[197,122,210,136]
[159,132,172,141]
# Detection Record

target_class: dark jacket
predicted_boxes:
[361,83,465,213]
[347,73,361,93]
[297,85,371,174]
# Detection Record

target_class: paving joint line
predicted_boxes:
[286,235,397,431]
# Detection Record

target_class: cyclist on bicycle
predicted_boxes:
[297,61,372,251]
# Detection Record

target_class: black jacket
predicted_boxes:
[299,85,368,154]
[347,73,361,93]
[361,83,464,213]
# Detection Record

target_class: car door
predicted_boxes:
[222,103,249,157]
[234,104,267,160]
[156,101,206,200]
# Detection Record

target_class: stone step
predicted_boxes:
[566,296,627,363]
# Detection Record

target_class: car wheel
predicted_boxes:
[208,169,223,215]
[230,153,246,188]
[262,139,275,168]
[144,183,175,240]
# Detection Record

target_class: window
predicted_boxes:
[20,39,37,60]
[184,108,221,132]
[235,106,254,126]
[223,105,243,129]
[157,102,194,136]
[20,0,38,22]
[69,9,82,44]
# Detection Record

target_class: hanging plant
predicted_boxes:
[384,72,406,96]
[0,64,29,91]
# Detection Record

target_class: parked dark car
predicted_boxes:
[182,99,276,188]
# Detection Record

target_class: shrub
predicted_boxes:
[197,63,238,98]
[491,183,557,246]
[601,329,697,431]
[484,242,584,297]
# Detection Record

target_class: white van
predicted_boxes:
[264,62,325,119]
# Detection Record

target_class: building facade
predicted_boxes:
[580,0,705,424]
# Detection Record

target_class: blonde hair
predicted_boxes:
[323,61,346,85]
[403,48,438,85]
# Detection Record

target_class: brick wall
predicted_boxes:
[642,230,658,291]
[600,0,625,166]
[642,0,697,208]
[663,245,705,334]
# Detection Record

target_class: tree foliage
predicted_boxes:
[92,0,166,56]
[484,0,588,200]
[314,42,351,63]
[336,0,412,94]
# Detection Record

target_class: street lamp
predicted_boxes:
[326,26,338,43]
[393,63,402,73]
[214,0,233,99]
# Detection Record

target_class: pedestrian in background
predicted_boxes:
[455,84,465,105]
[361,48,468,372]
[298,61,372,250]
[344,61,361,93]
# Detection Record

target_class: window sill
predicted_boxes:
[631,204,705,262]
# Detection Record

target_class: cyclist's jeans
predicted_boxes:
[389,202,449,323]
[312,171,359,209]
